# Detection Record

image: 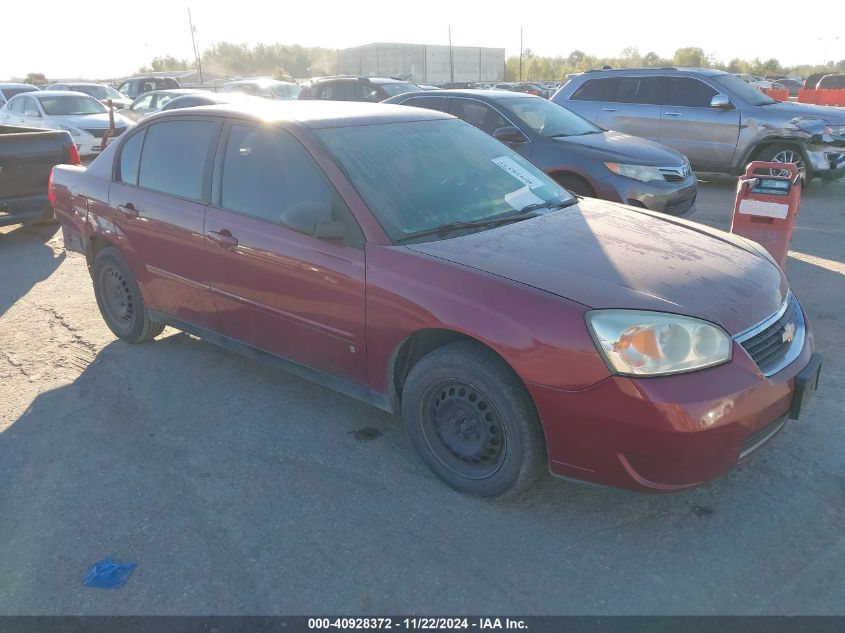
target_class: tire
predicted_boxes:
[401,340,546,498]
[552,173,596,198]
[755,145,811,181]
[92,246,164,343]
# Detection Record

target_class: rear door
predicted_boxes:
[558,76,620,124]
[596,76,663,143]
[658,77,740,169]
[204,123,368,383]
[109,117,221,329]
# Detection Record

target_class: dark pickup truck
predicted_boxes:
[0,125,80,227]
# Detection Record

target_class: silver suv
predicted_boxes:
[553,68,845,181]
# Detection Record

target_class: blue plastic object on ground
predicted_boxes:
[82,557,137,589]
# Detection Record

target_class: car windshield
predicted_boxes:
[271,83,302,98]
[38,95,108,116]
[315,118,573,242]
[712,74,775,106]
[3,87,38,99]
[379,83,424,97]
[505,97,602,137]
[71,85,113,100]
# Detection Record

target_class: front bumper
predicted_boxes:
[806,143,845,180]
[595,172,698,216]
[528,310,817,493]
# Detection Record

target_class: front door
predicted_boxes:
[658,77,740,170]
[204,123,367,384]
[108,118,221,329]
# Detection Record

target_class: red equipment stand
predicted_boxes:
[730,161,802,270]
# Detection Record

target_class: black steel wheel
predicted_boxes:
[402,340,546,497]
[93,246,164,343]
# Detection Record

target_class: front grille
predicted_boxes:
[664,194,696,214]
[740,416,787,458]
[737,293,803,376]
[659,165,690,182]
[84,127,126,139]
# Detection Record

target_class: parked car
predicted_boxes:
[385,90,697,214]
[804,73,826,90]
[0,83,40,109]
[0,125,79,226]
[0,91,134,156]
[817,74,845,90]
[554,68,845,181]
[222,79,301,99]
[51,101,821,497]
[116,76,181,99]
[775,78,803,97]
[119,89,205,122]
[299,76,423,101]
[495,83,551,98]
[417,84,441,91]
[159,92,260,112]
[732,74,784,91]
[44,83,132,110]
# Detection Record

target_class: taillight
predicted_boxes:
[48,167,56,208]
[67,143,81,165]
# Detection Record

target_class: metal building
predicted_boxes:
[338,43,505,84]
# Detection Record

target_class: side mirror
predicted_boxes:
[493,126,527,144]
[313,220,347,240]
[710,94,733,110]
[280,201,336,237]
[25,109,41,118]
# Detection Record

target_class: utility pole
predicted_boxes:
[187,7,204,84]
[519,27,523,81]
[448,25,454,83]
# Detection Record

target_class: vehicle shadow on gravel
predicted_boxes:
[0,223,64,318]
[2,319,844,613]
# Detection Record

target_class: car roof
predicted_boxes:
[576,67,727,77]
[32,90,94,98]
[225,79,297,86]
[396,89,532,101]
[144,88,205,96]
[152,100,452,129]
[0,83,39,90]
[50,82,107,87]
[313,75,412,85]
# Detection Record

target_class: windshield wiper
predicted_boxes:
[517,198,579,213]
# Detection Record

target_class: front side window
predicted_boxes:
[450,99,508,134]
[8,97,26,113]
[315,119,572,242]
[320,82,354,101]
[138,120,217,201]
[505,97,601,137]
[37,95,106,116]
[118,129,146,185]
[24,97,40,115]
[400,96,449,113]
[72,85,110,100]
[665,78,719,108]
[377,83,423,97]
[570,77,621,102]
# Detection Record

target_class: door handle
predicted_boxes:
[663,111,682,116]
[207,230,239,249]
[602,107,618,112]
[117,202,138,218]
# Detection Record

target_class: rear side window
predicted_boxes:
[614,77,664,104]
[398,96,449,112]
[118,129,145,185]
[138,120,217,201]
[356,83,383,102]
[666,78,718,108]
[819,75,845,89]
[570,77,621,102]
[8,97,25,113]
[319,81,355,100]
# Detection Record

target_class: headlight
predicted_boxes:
[604,163,663,182]
[58,125,82,138]
[586,310,732,376]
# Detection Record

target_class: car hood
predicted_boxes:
[48,112,133,129]
[405,198,787,335]
[554,130,687,166]
[755,100,845,125]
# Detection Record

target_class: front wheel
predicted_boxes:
[93,246,164,343]
[756,145,809,180]
[401,341,546,497]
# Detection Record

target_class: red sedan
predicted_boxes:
[51,101,822,497]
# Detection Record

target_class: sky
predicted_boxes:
[3,0,844,79]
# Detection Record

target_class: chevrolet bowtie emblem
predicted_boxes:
[782,322,796,344]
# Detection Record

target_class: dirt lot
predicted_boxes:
[1,176,843,615]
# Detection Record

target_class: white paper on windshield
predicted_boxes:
[492,156,546,189]
[505,186,544,210]
[738,199,789,219]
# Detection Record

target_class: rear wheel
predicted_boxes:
[401,341,546,497]
[93,247,164,343]
[553,172,596,198]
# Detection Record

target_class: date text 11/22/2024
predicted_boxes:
[308,617,528,630]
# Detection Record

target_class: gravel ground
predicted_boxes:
[0,176,843,615]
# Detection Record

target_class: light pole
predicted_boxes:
[819,35,840,66]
